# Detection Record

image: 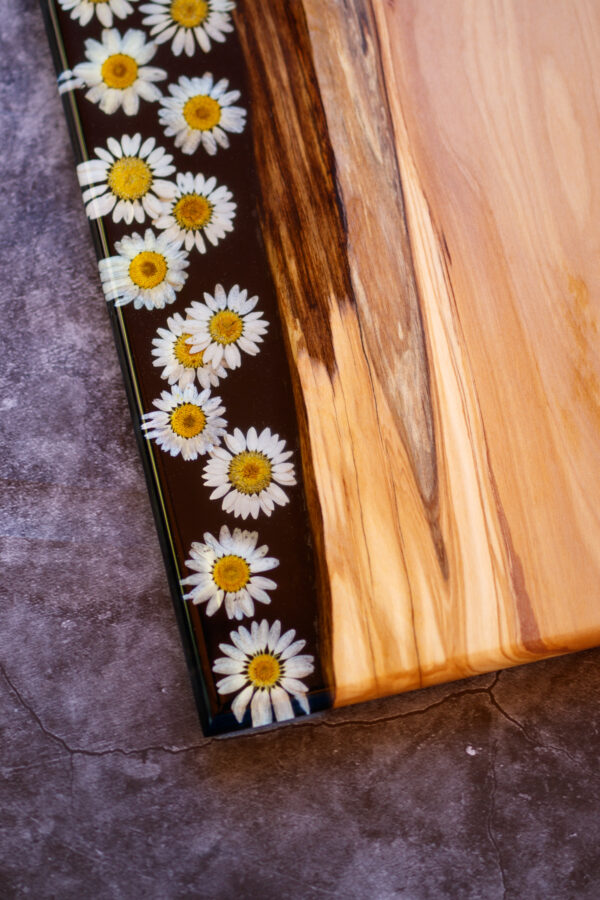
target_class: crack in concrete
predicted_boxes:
[228,675,504,741]
[485,740,508,899]
[3,658,598,778]
[0,662,214,759]
[305,682,498,730]
[487,672,600,779]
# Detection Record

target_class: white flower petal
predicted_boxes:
[250,690,273,728]
[217,673,247,694]
[212,657,244,676]
[271,686,294,722]
[230,685,253,723]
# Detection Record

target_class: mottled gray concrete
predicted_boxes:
[1,3,600,898]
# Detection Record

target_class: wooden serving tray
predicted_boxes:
[42,0,600,734]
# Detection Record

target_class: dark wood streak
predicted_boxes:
[235,0,355,376]
[478,415,551,655]
[234,0,355,694]
[487,458,548,655]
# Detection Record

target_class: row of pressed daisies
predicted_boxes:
[60,3,315,728]
[86,191,313,728]
[59,28,246,156]
[71,130,285,510]
[60,0,235,58]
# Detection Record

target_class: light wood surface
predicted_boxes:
[237,0,600,706]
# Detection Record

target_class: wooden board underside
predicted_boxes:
[236,0,600,706]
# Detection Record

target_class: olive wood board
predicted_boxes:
[237,0,600,707]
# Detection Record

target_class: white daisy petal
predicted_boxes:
[274,629,296,657]
[203,427,294,519]
[209,483,232,500]
[59,0,133,29]
[266,483,292,507]
[280,677,312,695]
[87,192,117,218]
[230,626,255,656]
[218,643,247,662]
[239,594,254,618]
[140,0,235,57]
[295,692,310,715]
[183,582,215,604]
[185,285,268,373]
[285,657,316,679]
[77,134,176,225]
[182,526,278,620]
[213,619,314,728]
[280,639,307,661]
[267,620,282,653]
[252,557,279,574]
[230,684,253,723]
[247,585,275,606]
[141,383,226,460]
[158,73,246,157]
[98,229,188,309]
[216,673,247,694]
[250,690,272,728]
[271,686,294,722]
[172,25,186,55]
[150,310,228,391]
[212,657,243,676]
[106,136,123,157]
[154,173,236,256]
[256,619,269,648]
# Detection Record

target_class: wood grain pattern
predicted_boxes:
[237,0,600,706]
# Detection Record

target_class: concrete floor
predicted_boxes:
[1,3,600,897]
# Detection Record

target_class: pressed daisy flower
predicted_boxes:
[77,133,176,225]
[59,0,134,28]
[186,284,268,370]
[181,525,279,620]
[64,29,166,116]
[213,619,314,727]
[151,311,228,389]
[158,74,246,156]
[203,427,296,519]
[99,229,188,310]
[155,172,235,253]
[140,0,234,57]
[58,69,85,95]
[142,383,226,460]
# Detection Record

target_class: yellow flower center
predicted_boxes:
[170,402,206,438]
[229,451,272,495]
[183,95,222,131]
[174,333,206,369]
[107,156,153,200]
[172,193,212,231]
[101,53,138,89]
[209,309,243,345]
[170,0,208,27]
[247,653,281,689]
[129,251,167,289]
[212,555,251,593]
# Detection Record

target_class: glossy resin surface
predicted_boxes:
[41,0,331,735]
